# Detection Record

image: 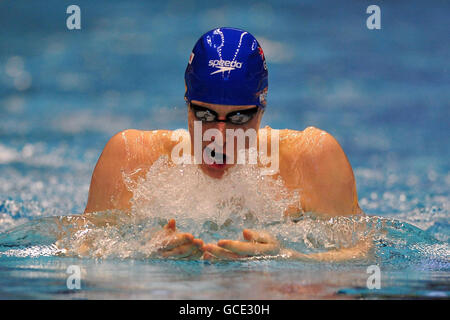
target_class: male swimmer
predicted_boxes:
[81,27,371,261]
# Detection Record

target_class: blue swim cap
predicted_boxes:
[185,27,268,108]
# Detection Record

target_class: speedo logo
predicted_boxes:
[208,60,243,75]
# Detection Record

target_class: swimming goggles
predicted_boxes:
[189,102,260,125]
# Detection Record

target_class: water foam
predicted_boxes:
[4,155,447,262]
[126,155,300,229]
[57,155,304,258]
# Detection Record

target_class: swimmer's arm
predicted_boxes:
[280,237,373,262]
[84,129,174,215]
[202,229,373,262]
[84,130,134,214]
[298,129,361,217]
[202,229,280,260]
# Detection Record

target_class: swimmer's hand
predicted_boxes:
[201,229,280,260]
[201,229,373,262]
[151,219,204,259]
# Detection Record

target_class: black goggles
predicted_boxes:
[189,103,260,125]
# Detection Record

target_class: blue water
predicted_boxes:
[0,0,449,299]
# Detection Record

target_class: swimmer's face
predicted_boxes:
[187,100,264,179]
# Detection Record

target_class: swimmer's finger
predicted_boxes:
[160,232,194,250]
[160,242,198,259]
[201,251,227,262]
[202,251,219,261]
[184,238,204,259]
[201,243,242,260]
[243,229,278,244]
[192,238,204,248]
[217,240,279,256]
[187,246,204,259]
[163,219,177,232]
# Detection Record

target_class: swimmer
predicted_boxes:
[81,27,371,261]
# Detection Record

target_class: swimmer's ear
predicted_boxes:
[164,219,177,232]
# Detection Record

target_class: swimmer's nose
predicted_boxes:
[211,122,229,146]
[215,121,227,137]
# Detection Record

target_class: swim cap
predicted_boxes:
[185,27,268,108]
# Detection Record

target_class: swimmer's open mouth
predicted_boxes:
[205,147,228,167]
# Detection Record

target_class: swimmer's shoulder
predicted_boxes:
[282,126,350,172]
[108,129,182,154]
[274,126,359,216]
[287,126,339,155]
[260,125,338,158]
[85,129,184,214]
[269,125,348,180]
[105,129,183,163]
[281,125,348,169]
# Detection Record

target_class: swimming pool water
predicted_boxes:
[0,0,449,299]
